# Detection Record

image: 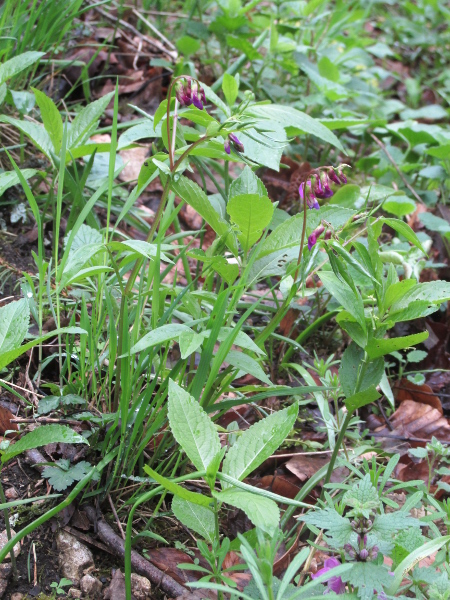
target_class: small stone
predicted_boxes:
[131,573,151,600]
[68,588,82,599]
[80,574,102,597]
[56,531,94,584]
[0,529,20,559]
[5,487,18,500]
[11,593,24,600]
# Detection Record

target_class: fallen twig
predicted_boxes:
[83,505,193,598]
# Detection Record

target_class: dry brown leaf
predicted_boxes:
[395,379,443,414]
[0,405,18,435]
[375,400,450,453]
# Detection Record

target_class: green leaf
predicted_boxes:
[381,218,426,254]
[0,169,38,196]
[0,51,44,85]
[372,512,421,540]
[387,536,450,595]
[0,326,86,371]
[229,166,267,199]
[366,331,429,359]
[129,324,192,355]
[172,496,215,542]
[246,104,344,152]
[0,116,53,159]
[339,343,384,398]
[343,474,380,517]
[226,350,272,385]
[344,386,380,412]
[59,243,104,289]
[300,507,353,546]
[222,73,239,106]
[214,489,279,535]
[1,425,88,464]
[32,88,63,153]
[222,402,298,487]
[67,92,114,149]
[0,298,30,355]
[179,330,204,359]
[394,281,450,307]
[383,195,416,217]
[319,271,366,332]
[144,466,212,507]
[172,176,238,255]
[341,562,392,600]
[227,193,274,253]
[168,380,221,472]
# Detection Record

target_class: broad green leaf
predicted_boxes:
[381,218,426,254]
[246,104,344,151]
[384,279,417,309]
[214,489,279,535]
[108,240,173,264]
[227,193,274,253]
[239,125,286,170]
[179,330,204,359]
[217,328,265,356]
[319,271,366,332]
[129,324,192,355]
[171,496,215,542]
[0,51,44,85]
[383,195,416,217]
[64,224,102,252]
[0,326,86,371]
[366,331,429,359]
[339,343,384,399]
[0,298,30,355]
[1,425,88,463]
[341,562,393,600]
[144,466,212,507]
[0,169,38,196]
[394,281,450,308]
[171,176,238,255]
[117,120,158,149]
[168,380,221,472]
[0,116,53,159]
[229,166,267,199]
[330,184,360,208]
[301,507,353,546]
[426,144,450,159]
[225,350,272,385]
[222,73,239,106]
[222,402,298,487]
[67,92,114,149]
[32,88,63,153]
[59,243,104,289]
[344,386,381,412]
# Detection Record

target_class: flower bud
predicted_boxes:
[307,225,325,251]
[228,133,244,153]
[327,168,341,185]
[369,546,379,560]
[359,549,369,561]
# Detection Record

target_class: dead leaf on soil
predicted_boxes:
[0,405,18,435]
[374,400,450,453]
[395,379,443,414]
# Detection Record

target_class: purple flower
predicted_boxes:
[360,548,369,561]
[175,78,206,110]
[228,133,244,153]
[327,169,341,185]
[224,139,231,154]
[308,225,325,250]
[312,557,346,594]
[314,174,333,199]
[299,181,320,210]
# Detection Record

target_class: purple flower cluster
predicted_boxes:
[307,225,331,251]
[299,166,348,211]
[311,557,346,594]
[175,78,206,110]
[224,133,245,155]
